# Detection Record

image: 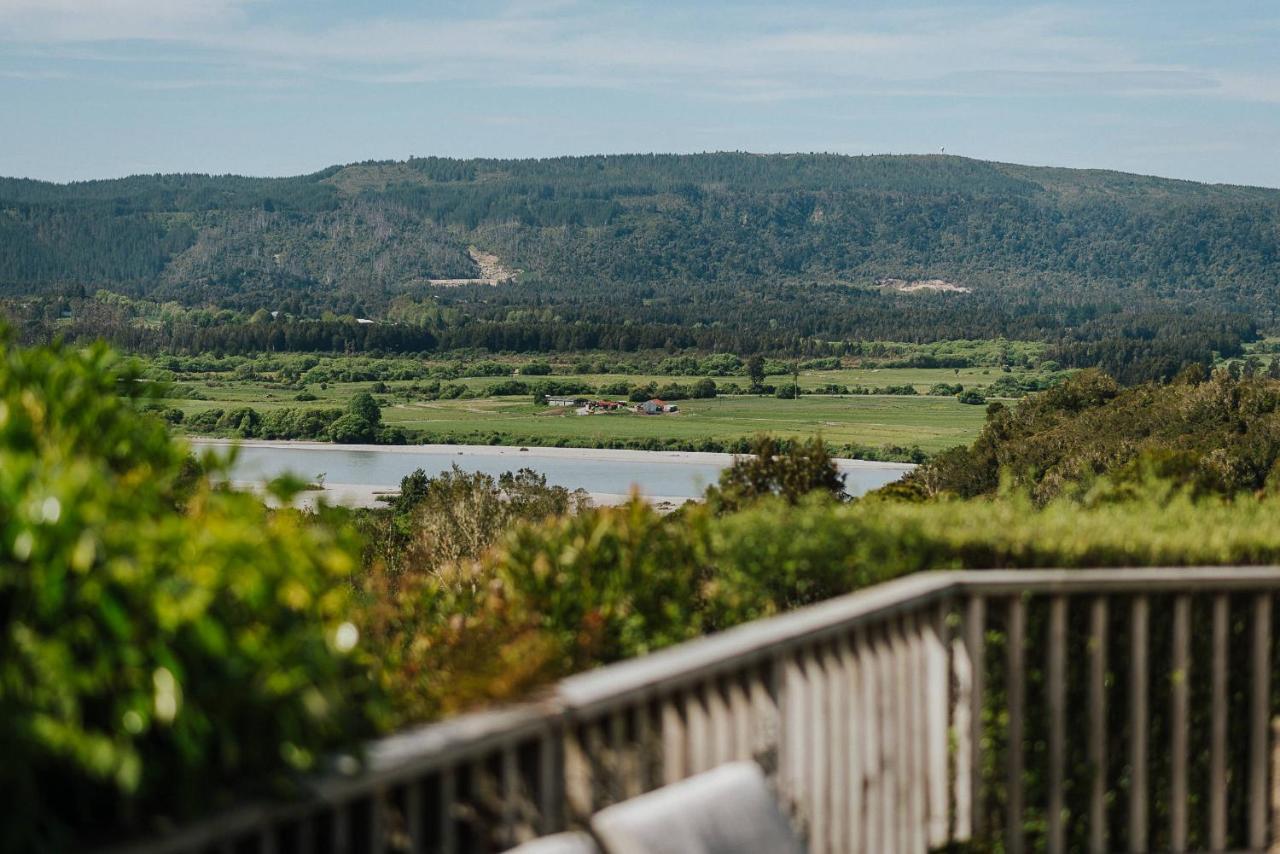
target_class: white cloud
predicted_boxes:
[0,1,1275,105]
[0,0,252,41]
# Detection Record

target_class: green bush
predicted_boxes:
[704,485,1280,626]
[705,435,845,513]
[370,465,589,581]
[348,391,381,426]
[910,368,1280,501]
[328,412,376,443]
[492,500,708,666]
[361,497,702,723]
[0,335,377,849]
[487,379,530,396]
[367,469,1280,731]
[655,383,690,400]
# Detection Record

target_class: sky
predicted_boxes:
[1,0,1278,187]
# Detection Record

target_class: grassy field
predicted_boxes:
[380,395,986,452]
[169,382,988,453]
[156,353,1044,454]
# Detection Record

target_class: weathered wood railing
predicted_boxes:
[109,568,1280,854]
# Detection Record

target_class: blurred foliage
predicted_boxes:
[361,498,705,725]
[705,435,846,513]
[363,453,1280,728]
[363,464,589,581]
[0,331,378,849]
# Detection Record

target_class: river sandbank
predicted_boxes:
[192,438,916,472]
[230,481,691,512]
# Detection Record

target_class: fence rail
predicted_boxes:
[108,568,1280,854]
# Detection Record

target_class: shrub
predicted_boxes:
[328,413,376,443]
[0,335,376,849]
[908,369,1280,501]
[216,406,261,437]
[260,407,344,440]
[655,383,690,400]
[367,470,1280,728]
[707,479,1280,624]
[382,466,589,580]
[362,495,697,723]
[487,379,530,396]
[348,391,381,426]
[185,408,224,433]
[705,435,845,513]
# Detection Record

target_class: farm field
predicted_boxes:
[383,395,986,452]
[153,349,1050,455]
[169,385,989,453]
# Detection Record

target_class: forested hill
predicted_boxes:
[3,153,1280,342]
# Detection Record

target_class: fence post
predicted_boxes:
[1271,717,1280,854]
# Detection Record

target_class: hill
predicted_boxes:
[2,153,1278,353]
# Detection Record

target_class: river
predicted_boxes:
[190,440,914,506]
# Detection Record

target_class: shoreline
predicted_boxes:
[230,480,691,511]
[190,438,917,473]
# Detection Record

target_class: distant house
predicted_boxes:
[638,399,679,414]
[546,396,583,407]
[589,400,626,411]
[356,318,375,325]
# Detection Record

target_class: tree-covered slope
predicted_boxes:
[3,153,1279,335]
[905,365,1280,501]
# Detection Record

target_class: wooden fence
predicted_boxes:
[108,567,1280,854]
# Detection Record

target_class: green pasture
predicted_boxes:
[382,395,985,452]
[168,383,988,453]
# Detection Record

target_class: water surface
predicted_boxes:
[194,441,912,500]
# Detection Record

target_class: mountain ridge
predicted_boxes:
[3,152,1279,341]
[6,152,1280,195]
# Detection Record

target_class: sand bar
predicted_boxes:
[191,438,916,472]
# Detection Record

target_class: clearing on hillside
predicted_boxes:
[428,247,518,286]
[877,278,971,294]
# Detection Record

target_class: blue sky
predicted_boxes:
[2,1,1278,186]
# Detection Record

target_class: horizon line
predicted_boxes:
[4,150,1279,193]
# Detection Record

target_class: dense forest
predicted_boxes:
[4,152,1277,380]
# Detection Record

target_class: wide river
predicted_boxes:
[191,440,913,504]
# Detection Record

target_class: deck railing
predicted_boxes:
[109,567,1280,854]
